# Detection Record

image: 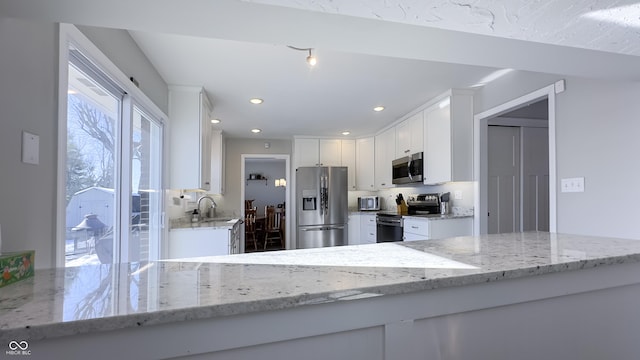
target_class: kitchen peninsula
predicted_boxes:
[2,232,640,359]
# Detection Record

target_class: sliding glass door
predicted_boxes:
[64,46,163,266]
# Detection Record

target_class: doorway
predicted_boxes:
[474,83,561,235]
[240,155,290,253]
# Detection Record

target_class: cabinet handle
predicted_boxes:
[411,226,419,229]
[404,149,410,153]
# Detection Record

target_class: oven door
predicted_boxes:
[376,216,403,242]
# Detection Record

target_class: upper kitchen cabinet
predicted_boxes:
[210,129,225,194]
[355,137,375,191]
[168,86,212,190]
[395,111,424,158]
[374,127,396,189]
[340,139,356,191]
[423,89,474,185]
[294,138,356,189]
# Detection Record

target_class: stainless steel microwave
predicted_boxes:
[358,196,380,211]
[392,152,424,184]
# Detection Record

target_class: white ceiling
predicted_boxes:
[2,0,639,139]
[129,30,501,139]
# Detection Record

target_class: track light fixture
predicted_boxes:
[288,46,317,67]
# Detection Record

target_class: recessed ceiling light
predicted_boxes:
[210,119,221,124]
[342,131,351,136]
[251,128,261,133]
[373,106,385,112]
[249,98,263,105]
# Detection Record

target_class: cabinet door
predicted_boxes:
[168,86,211,190]
[348,214,361,245]
[210,130,225,194]
[409,111,424,154]
[424,101,452,184]
[341,140,356,190]
[375,127,395,189]
[355,137,375,190]
[319,139,342,166]
[360,214,377,244]
[395,120,412,158]
[294,138,320,168]
[199,92,212,190]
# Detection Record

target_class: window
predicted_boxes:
[62,39,164,267]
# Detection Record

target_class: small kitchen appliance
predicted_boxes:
[357,196,380,211]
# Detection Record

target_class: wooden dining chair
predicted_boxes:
[245,209,258,251]
[264,206,283,250]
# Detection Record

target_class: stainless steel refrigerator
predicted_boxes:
[296,166,348,249]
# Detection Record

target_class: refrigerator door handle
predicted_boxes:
[300,225,345,231]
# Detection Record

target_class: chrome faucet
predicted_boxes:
[197,195,217,220]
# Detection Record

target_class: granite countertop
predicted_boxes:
[3,232,640,343]
[170,218,239,230]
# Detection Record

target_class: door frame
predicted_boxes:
[474,82,563,235]
[240,154,291,253]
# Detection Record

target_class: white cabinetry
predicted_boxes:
[210,130,225,194]
[423,90,473,184]
[294,138,356,190]
[348,213,361,245]
[374,127,396,189]
[168,221,240,258]
[355,137,375,190]
[395,111,424,158]
[169,86,212,190]
[403,217,473,241]
[319,139,342,166]
[168,227,228,258]
[340,140,356,190]
[360,213,377,244]
[293,138,320,168]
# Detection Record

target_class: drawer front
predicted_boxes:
[403,218,429,237]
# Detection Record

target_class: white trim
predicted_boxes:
[240,154,291,252]
[56,24,68,267]
[474,84,558,235]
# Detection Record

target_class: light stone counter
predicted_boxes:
[3,232,640,345]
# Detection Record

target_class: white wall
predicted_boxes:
[218,138,292,217]
[76,25,168,114]
[476,70,640,239]
[0,18,58,267]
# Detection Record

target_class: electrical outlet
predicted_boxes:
[454,190,463,200]
[561,177,585,193]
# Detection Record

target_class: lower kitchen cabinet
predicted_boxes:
[360,213,377,244]
[403,217,472,241]
[348,213,361,245]
[168,222,240,258]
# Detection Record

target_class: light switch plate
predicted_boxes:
[561,177,585,193]
[454,190,463,200]
[22,131,39,165]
